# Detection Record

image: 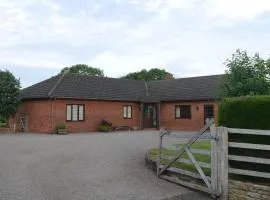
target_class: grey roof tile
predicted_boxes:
[21,74,223,102]
[148,75,222,101]
[51,74,146,101]
[21,75,60,99]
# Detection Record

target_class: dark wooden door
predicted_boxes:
[143,104,157,128]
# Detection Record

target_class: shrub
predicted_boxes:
[219,95,270,130]
[219,96,270,182]
[55,123,66,131]
[97,119,112,132]
[0,116,7,123]
[98,125,111,132]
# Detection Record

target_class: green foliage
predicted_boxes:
[60,64,104,76]
[121,68,174,81]
[0,115,7,123]
[219,96,270,130]
[0,70,21,118]
[55,123,66,130]
[220,49,270,98]
[98,125,111,132]
[97,119,112,132]
[219,96,270,182]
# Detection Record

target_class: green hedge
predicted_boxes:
[219,96,270,182]
[219,95,270,130]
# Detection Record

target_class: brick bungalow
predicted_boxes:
[9,74,222,133]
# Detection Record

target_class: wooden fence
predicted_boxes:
[227,128,270,179]
[156,126,270,200]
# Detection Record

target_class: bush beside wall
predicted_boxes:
[219,95,270,183]
[219,96,270,130]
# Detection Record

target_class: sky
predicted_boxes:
[0,0,270,88]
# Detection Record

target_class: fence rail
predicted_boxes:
[163,146,211,155]
[228,128,270,136]
[228,155,270,164]
[229,168,270,179]
[228,142,270,150]
[227,127,270,182]
[160,155,211,169]
[159,165,211,181]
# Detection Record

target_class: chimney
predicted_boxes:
[164,73,174,80]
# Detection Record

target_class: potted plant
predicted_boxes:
[97,119,112,132]
[55,123,68,135]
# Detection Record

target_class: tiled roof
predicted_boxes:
[148,75,222,101]
[21,73,222,102]
[21,75,60,99]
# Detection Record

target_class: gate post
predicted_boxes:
[217,127,229,200]
[210,124,218,197]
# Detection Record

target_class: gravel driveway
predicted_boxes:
[0,131,210,200]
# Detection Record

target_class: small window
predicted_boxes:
[123,105,132,119]
[175,105,191,119]
[66,104,85,121]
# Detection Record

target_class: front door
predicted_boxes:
[204,105,214,124]
[143,104,157,128]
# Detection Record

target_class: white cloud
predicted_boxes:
[0,0,269,86]
[204,0,270,20]
[136,0,270,22]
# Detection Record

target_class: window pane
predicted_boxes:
[204,105,214,118]
[78,105,84,121]
[127,106,132,118]
[180,105,191,119]
[123,106,127,118]
[175,107,180,118]
[66,105,72,120]
[72,105,78,121]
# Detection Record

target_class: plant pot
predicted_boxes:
[56,129,68,135]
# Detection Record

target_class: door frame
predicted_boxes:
[140,103,160,129]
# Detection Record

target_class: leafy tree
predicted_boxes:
[0,70,21,118]
[220,49,270,97]
[60,64,104,76]
[121,68,174,81]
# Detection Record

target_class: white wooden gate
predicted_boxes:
[157,120,227,199]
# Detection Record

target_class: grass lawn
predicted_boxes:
[149,140,211,175]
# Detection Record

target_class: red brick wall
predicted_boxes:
[9,100,52,133]
[53,99,140,132]
[160,101,219,131]
[9,99,219,133]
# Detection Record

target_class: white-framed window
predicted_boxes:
[175,105,191,119]
[123,105,132,119]
[66,104,85,121]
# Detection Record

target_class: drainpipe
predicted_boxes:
[51,97,56,134]
[157,102,161,130]
[140,103,144,130]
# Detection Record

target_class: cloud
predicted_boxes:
[203,0,270,20]
[0,0,270,87]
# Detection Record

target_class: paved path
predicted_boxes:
[0,131,210,200]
